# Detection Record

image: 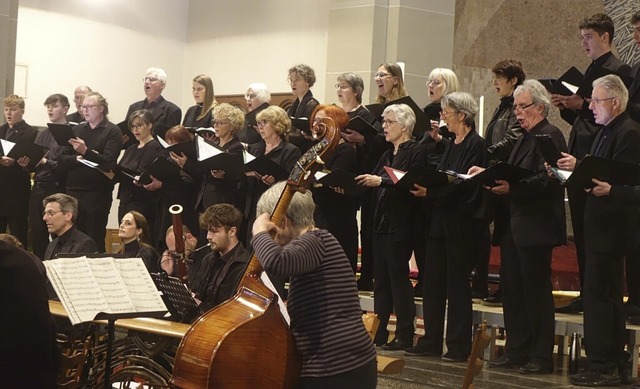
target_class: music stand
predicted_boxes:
[151,273,202,323]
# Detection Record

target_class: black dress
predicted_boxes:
[182,104,213,128]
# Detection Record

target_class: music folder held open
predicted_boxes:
[0,138,46,168]
[48,123,76,146]
[465,163,534,187]
[347,116,378,139]
[314,168,368,196]
[44,256,167,325]
[196,136,245,178]
[245,155,289,181]
[384,166,450,191]
[558,155,640,189]
[138,157,184,185]
[534,134,563,167]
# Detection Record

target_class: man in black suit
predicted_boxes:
[65,85,92,124]
[125,67,181,137]
[475,80,566,375]
[550,13,631,314]
[42,193,97,262]
[0,95,38,245]
[558,75,640,387]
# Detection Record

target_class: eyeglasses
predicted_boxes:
[335,83,351,90]
[212,120,230,127]
[588,96,617,105]
[257,120,268,128]
[81,105,99,110]
[43,210,64,218]
[512,102,535,112]
[427,79,442,86]
[374,72,392,79]
[381,119,399,127]
[131,122,145,130]
[440,110,456,117]
[143,76,160,82]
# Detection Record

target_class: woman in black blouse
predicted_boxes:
[239,83,270,146]
[356,103,425,350]
[407,92,488,362]
[117,109,164,238]
[310,105,359,272]
[117,211,159,273]
[287,64,319,152]
[182,74,216,128]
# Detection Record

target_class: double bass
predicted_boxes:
[171,117,340,388]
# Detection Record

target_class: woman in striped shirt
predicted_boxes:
[252,181,377,388]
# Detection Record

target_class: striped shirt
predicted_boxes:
[252,229,377,377]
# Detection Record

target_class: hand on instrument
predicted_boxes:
[252,212,278,237]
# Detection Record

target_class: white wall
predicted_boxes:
[16,0,189,127]
[183,0,330,105]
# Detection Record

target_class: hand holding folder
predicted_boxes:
[0,139,46,168]
[48,123,77,146]
[314,169,368,196]
[558,155,640,189]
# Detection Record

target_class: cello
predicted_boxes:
[171,117,340,388]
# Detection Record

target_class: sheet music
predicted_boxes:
[45,257,110,324]
[157,136,170,148]
[0,139,15,156]
[78,158,99,169]
[87,257,137,314]
[197,136,225,161]
[243,150,256,163]
[383,166,405,183]
[561,81,579,94]
[113,258,167,312]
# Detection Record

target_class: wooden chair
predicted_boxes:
[362,312,405,374]
[58,341,89,389]
[462,321,491,389]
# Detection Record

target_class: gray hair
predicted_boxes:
[146,67,167,84]
[514,79,552,117]
[382,103,415,133]
[257,181,315,229]
[441,92,478,127]
[592,74,628,111]
[43,193,78,222]
[337,72,365,103]
[428,68,460,97]
[246,83,271,104]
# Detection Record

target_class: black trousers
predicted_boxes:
[372,232,415,344]
[67,188,112,252]
[0,195,29,248]
[583,249,627,373]
[420,223,476,357]
[500,228,555,367]
[624,247,640,307]
[567,187,587,291]
[358,194,375,283]
[470,223,491,295]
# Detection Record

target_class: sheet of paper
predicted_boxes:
[197,136,225,161]
[113,258,167,312]
[45,257,110,324]
[243,150,256,163]
[87,258,137,314]
[0,139,15,156]
[561,81,578,94]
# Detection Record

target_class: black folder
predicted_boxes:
[196,139,246,179]
[47,123,76,146]
[384,166,446,191]
[470,163,534,187]
[539,66,584,96]
[384,95,429,138]
[0,139,46,168]
[164,140,197,160]
[153,124,172,141]
[365,103,384,121]
[291,117,311,135]
[315,169,368,196]
[244,155,289,181]
[117,121,137,150]
[347,116,378,138]
[195,127,216,137]
[562,155,640,189]
[138,157,184,185]
[534,134,563,167]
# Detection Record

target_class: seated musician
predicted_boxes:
[252,182,377,389]
[192,203,250,311]
[42,193,98,262]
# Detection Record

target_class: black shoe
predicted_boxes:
[487,355,524,368]
[555,297,583,314]
[404,345,441,357]
[441,352,467,362]
[518,361,552,375]
[570,368,620,387]
[380,338,412,351]
[482,289,502,307]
